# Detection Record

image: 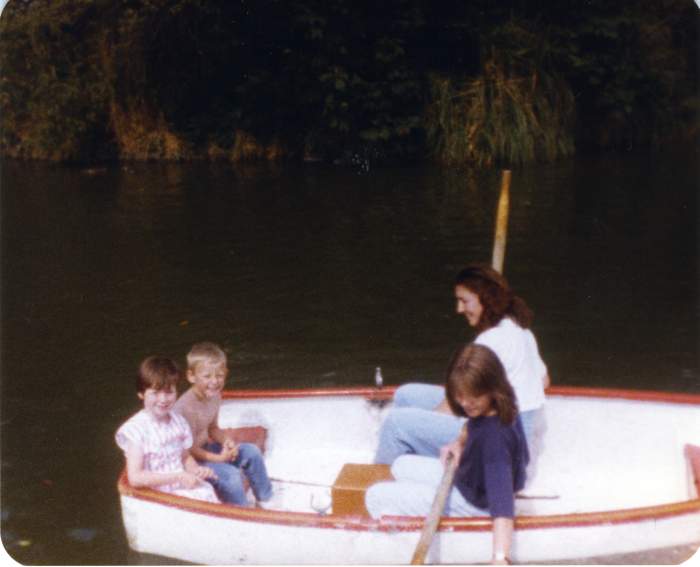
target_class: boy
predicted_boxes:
[173,342,273,506]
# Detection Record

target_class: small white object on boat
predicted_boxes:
[117,385,700,564]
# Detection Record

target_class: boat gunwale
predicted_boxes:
[118,385,700,532]
[220,385,700,405]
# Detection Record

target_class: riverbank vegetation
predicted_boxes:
[0,0,697,165]
[426,19,576,167]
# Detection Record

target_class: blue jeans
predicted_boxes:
[373,383,541,465]
[374,384,465,464]
[201,442,272,505]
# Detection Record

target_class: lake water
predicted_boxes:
[1,152,697,564]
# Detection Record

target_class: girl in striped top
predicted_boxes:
[115,356,219,503]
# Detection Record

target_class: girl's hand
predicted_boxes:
[440,439,463,466]
[195,465,217,481]
[178,472,202,489]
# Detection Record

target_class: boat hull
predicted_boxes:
[118,386,700,564]
[120,493,700,564]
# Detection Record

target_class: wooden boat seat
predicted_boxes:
[225,426,268,454]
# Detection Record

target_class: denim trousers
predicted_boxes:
[373,383,541,465]
[201,442,272,505]
[365,454,488,518]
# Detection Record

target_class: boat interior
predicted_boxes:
[216,391,700,518]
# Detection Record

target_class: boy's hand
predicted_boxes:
[221,439,239,461]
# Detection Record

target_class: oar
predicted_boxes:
[411,170,513,565]
[410,424,468,564]
[410,450,461,564]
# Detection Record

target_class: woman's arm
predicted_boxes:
[491,517,513,564]
[481,432,518,563]
[439,423,469,465]
[543,372,551,389]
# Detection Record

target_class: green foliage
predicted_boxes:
[427,69,575,168]
[0,0,696,163]
[542,0,699,149]
[0,0,112,160]
[427,20,575,167]
[285,0,425,160]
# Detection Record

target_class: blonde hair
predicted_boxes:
[186,341,227,371]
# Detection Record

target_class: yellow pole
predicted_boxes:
[491,170,511,274]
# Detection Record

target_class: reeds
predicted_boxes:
[426,59,575,167]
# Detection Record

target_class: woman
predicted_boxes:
[366,343,528,565]
[373,265,549,467]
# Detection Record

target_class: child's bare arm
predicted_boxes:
[183,450,217,480]
[124,442,201,489]
[208,421,228,444]
[189,442,223,462]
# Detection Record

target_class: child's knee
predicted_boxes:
[216,465,244,487]
[212,466,247,503]
[238,443,263,459]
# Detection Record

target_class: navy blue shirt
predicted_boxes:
[453,414,529,518]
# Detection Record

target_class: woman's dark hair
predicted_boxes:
[445,343,518,425]
[455,265,533,332]
[136,356,180,394]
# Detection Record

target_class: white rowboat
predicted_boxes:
[117,385,700,564]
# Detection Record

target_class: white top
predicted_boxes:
[475,317,547,412]
[115,409,219,503]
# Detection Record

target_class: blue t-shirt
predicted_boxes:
[453,414,529,518]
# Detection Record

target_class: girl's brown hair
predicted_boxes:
[455,265,533,332]
[136,356,181,394]
[445,343,518,425]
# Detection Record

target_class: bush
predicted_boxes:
[426,20,575,167]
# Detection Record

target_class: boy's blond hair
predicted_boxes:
[187,341,227,371]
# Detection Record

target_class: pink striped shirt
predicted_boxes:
[116,409,219,503]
